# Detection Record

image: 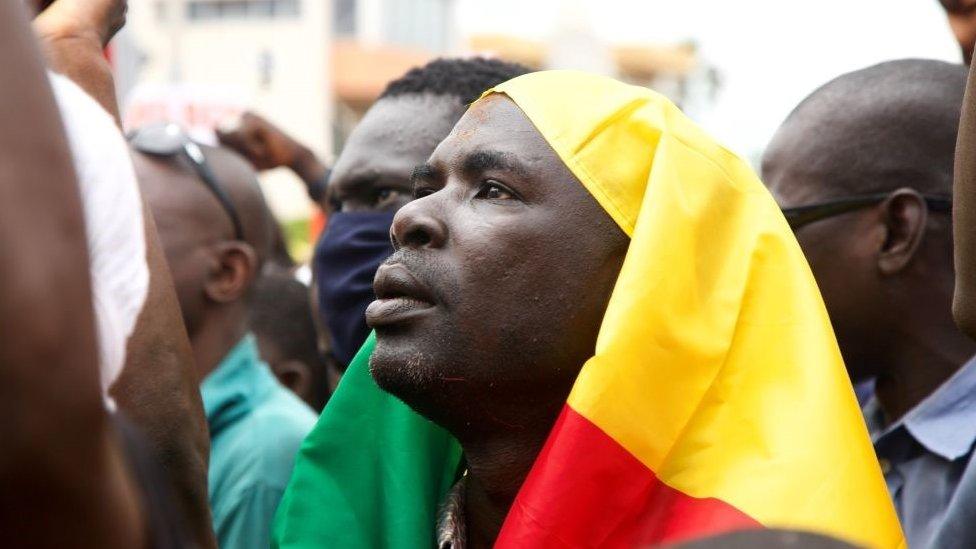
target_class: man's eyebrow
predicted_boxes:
[411,163,441,185]
[462,150,528,178]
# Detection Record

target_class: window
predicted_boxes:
[334,0,357,37]
[381,0,449,51]
[185,0,301,21]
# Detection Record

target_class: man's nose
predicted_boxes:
[390,198,448,251]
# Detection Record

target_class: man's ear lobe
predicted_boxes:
[204,241,258,303]
[274,360,312,397]
[878,188,928,275]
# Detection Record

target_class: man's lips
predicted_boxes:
[366,263,437,327]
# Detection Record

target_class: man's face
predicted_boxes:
[366,95,628,437]
[763,163,884,382]
[941,0,976,64]
[329,94,463,213]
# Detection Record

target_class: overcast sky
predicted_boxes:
[456,0,961,164]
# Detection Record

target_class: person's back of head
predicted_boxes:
[658,529,862,549]
[249,273,331,411]
[762,59,974,415]
[133,134,274,375]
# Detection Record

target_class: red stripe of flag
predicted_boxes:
[496,406,762,548]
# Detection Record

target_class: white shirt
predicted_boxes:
[48,72,149,401]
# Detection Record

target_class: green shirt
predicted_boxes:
[202,335,317,549]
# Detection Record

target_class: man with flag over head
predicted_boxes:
[275,71,904,549]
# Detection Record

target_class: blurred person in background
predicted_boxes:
[940,0,976,64]
[218,57,532,384]
[763,59,976,549]
[27,0,215,546]
[249,272,333,411]
[132,137,317,549]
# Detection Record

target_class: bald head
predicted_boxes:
[764,59,967,205]
[760,59,975,388]
[134,144,273,339]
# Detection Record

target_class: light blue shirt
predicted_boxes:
[202,336,318,549]
[864,356,976,549]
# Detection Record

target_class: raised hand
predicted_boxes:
[33,0,128,47]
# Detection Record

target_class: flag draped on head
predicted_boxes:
[273,70,904,549]
[485,71,904,548]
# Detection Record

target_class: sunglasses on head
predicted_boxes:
[129,123,245,241]
[781,191,952,231]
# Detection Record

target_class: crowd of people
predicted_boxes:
[9,0,976,548]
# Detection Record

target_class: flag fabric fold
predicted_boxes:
[487,71,904,549]
[272,333,463,549]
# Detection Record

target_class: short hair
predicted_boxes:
[379,57,532,106]
[763,59,968,199]
[248,273,329,406]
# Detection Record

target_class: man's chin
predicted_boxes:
[368,337,467,431]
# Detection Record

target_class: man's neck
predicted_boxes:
[190,311,248,384]
[458,411,559,549]
[874,319,976,423]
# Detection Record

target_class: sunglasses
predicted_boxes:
[781,192,952,231]
[129,123,245,240]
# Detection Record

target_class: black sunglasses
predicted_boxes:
[129,123,245,240]
[781,192,952,231]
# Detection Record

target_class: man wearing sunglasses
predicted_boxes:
[131,131,317,549]
[763,59,976,549]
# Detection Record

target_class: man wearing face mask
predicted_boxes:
[219,57,531,375]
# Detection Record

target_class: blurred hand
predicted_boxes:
[218,111,309,171]
[34,0,127,46]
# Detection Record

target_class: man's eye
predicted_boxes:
[413,187,436,199]
[373,188,407,205]
[476,181,514,200]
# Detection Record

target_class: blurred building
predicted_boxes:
[331,0,458,151]
[120,0,456,223]
[465,1,705,109]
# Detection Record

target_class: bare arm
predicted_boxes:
[0,1,140,545]
[110,199,218,549]
[31,2,216,545]
[954,61,976,337]
[218,111,333,211]
[32,0,126,122]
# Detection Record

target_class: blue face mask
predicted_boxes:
[312,211,396,368]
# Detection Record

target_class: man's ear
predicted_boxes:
[273,359,312,400]
[877,188,929,276]
[204,241,258,303]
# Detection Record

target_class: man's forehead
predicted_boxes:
[331,95,464,186]
[433,95,548,165]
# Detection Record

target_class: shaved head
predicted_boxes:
[764,59,967,205]
[135,145,273,337]
[761,59,975,395]
[136,146,272,262]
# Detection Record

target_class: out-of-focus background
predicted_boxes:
[114,0,960,258]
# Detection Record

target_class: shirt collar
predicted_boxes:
[868,355,976,461]
[200,335,275,434]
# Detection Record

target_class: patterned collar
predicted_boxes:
[437,476,467,549]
